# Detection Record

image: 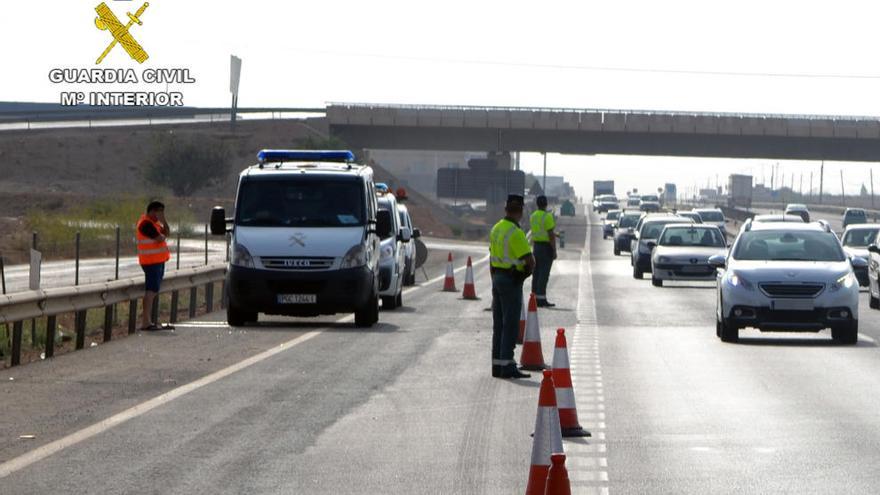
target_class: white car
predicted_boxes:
[649,224,727,287]
[784,203,811,222]
[377,192,409,309]
[631,215,695,279]
[693,208,726,234]
[710,220,865,344]
[397,203,420,286]
[841,224,879,287]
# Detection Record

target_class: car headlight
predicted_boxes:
[380,245,394,260]
[231,243,254,268]
[726,270,754,291]
[657,256,671,264]
[831,272,856,291]
[340,244,367,268]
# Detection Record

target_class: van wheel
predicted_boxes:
[832,321,858,345]
[613,246,620,256]
[395,290,403,308]
[651,276,662,287]
[633,265,642,279]
[227,304,256,327]
[355,293,379,327]
[871,290,880,310]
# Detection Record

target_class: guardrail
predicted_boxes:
[1,264,226,367]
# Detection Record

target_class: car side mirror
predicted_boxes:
[869,245,880,254]
[398,229,412,243]
[412,228,421,239]
[852,256,869,269]
[210,206,229,235]
[708,254,727,269]
[646,241,657,250]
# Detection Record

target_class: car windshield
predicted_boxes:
[618,214,640,228]
[733,230,845,262]
[846,211,866,219]
[697,211,724,222]
[659,227,726,247]
[236,178,365,227]
[642,195,659,202]
[642,220,686,239]
[679,213,702,223]
[842,229,878,247]
[627,199,640,205]
[606,211,621,220]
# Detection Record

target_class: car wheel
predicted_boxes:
[355,292,379,327]
[871,281,880,309]
[395,290,403,307]
[381,295,398,310]
[718,317,738,342]
[227,304,256,327]
[633,264,643,279]
[831,320,858,345]
[651,276,662,287]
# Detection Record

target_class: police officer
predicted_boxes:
[490,195,536,379]
[529,195,557,307]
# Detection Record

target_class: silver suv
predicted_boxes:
[709,221,864,344]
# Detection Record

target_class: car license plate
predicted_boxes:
[772,299,813,311]
[681,265,707,273]
[277,294,316,304]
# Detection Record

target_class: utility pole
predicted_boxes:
[809,171,813,201]
[872,168,876,208]
[542,152,547,192]
[799,172,803,199]
[819,162,824,204]
[840,169,846,206]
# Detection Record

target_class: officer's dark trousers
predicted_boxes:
[492,271,523,371]
[531,242,553,299]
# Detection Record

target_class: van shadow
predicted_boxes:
[659,285,715,290]
[233,321,402,334]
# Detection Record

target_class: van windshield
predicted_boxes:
[236,178,365,227]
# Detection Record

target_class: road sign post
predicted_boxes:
[230,55,242,129]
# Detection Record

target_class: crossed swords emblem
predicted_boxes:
[94,2,150,64]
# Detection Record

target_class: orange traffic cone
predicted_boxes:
[552,328,590,438]
[525,370,565,495]
[518,294,527,345]
[520,293,548,371]
[544,454,571,495]
[442,252,457,292]
[462,256,478,300]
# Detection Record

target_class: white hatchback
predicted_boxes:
[709,221,865,344]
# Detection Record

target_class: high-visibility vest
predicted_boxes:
[529,210,553,243]
[490,219,527,271]
[136,214,170,266]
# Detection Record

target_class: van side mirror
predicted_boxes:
[646,241,657,250]
[398,228,412,243]
[210,207,228,235]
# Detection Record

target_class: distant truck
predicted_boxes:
[593,180,615,197]
[663,183,677,206]
[728,174,753,209]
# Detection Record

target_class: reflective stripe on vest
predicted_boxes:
[490,221,525,269]
[136,215,170,266]
[530,210,551,242]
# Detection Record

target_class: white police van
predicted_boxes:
[210,150,381,327]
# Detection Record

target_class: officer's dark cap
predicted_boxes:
[506,194,524,209]
[536,195,548,208]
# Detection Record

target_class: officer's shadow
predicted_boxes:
[540,307,574,312]
[504,376,541,388]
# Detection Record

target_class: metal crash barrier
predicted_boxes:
[1,265,226,367]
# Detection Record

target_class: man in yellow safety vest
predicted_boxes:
[489,194,535,379]
[529,195,557,307]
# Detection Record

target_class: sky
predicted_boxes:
[4,0,880,197]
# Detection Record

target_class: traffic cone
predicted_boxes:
[461,256,478,299]
[544,454,571,495]
[518,295,527,345]
[525,370,564,495]
[552,328,591,438]
[520,293,548,371]
[442,252,457,292]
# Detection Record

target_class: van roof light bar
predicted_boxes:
[256,149,356,167]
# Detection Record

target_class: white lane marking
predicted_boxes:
[402,254,490,296]
[859,333,877,344]
[0,329,324,478]
[0,250,490,479]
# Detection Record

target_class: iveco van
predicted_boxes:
[210,150,381,327]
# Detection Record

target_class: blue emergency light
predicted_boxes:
[375,183,390,193]
[257,149,356,164]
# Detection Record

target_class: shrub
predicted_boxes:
[145,133,230,197]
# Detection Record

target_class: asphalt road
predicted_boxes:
[7,209,880,493]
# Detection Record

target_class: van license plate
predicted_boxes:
[277,294,316,304]
[772,299,813,311]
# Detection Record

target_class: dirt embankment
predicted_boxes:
[0,118,460,242]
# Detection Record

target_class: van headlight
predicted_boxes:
[231,243,255,268]
[831,272,856,291]
[380,244,394,260]
[341,244,367,268]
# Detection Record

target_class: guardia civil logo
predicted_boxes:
[94,2,150,64]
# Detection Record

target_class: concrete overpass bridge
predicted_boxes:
[327,103,880,161]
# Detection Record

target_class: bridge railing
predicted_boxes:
[1,264,226,367]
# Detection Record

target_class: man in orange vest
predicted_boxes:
[137,201,171,331]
